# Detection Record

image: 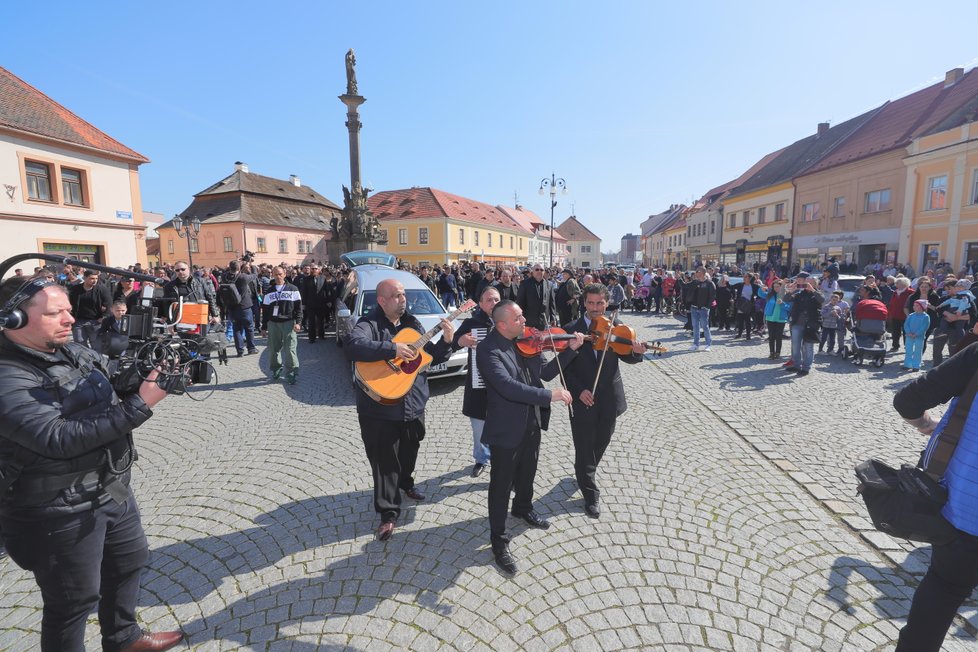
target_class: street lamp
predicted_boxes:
[539,173,567,268]
[171,214,202,268]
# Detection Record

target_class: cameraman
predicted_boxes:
[0,276,184,651]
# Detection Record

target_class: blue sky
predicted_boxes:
[4,1,976,252]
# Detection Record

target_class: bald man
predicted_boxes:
[345,279,455,541]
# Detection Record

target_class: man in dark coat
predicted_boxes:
[554,269,581,326]
[452,286,501,477]
[300,264,330,343]
[561,283,645,517]
[68,269,112,348]
[516,263,555,330]
[476,300,578,576]
[345,279,454,542]
[0,277,183,651]
[162,261,220,327]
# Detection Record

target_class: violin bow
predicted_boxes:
[544,326,574,418]
[591,306,618,398]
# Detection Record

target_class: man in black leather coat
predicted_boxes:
[0,276,183,652]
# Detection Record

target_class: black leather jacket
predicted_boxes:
[0,334,152,516]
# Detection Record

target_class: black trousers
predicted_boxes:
[488,425,541,549]
[735,312,753,338]
[897,529,978,651]
[306,305,328,341]
[358,415,422,523]
[716,306,733,330]
[888,319,904,349]
[570,403,616,505]
[767,321,785,356]
[0,495,148,652]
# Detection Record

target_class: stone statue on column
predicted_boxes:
[345,49,358,96]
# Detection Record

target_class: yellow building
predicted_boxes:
[902,119,978,272]
[368,187,531,267]
[663,214,687,269]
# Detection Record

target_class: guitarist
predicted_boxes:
[561,283,646,519]
[345,279,454,542]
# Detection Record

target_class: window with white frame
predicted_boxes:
[474,231,480,246]
[864,189,891,213]
[775,203,785,221]
[167,240,174,254]
[927,176,948,210]
[190,238,199,253]
[297,240,306,254]
[728,213,736,228]
[418,227,429,245]
[256,237,267,253]
[801,202,820,222]
[510,236,514,249]
[398,228,408,245]
[758,206,766,224]
[833,196,846,217]
[488,233,493,248]
[61,168,85,206]
[224,236,233,252]
[459,229,465,245]
[278,238,288,253]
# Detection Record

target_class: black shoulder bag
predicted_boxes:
[855,368,978,544]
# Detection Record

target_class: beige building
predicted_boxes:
[496,204,566,267]
[902,117,978,272]
[0,66,150,270]
[793,68,978,270]
[158,163,341,269]
[556,215,601,269]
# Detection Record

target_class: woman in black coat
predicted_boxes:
[730,273,762,340]
[714,275,734,331]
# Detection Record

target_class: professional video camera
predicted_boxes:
[0,253,226,400]
[100,291,227,401]
[240,250,255,263]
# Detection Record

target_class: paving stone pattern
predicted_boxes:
[1,318,976,651]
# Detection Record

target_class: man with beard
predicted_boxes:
[162,261,220,328]
[560,283,646,517]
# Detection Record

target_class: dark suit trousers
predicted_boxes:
[358,415,422,523]
[306,305,327,341]
[488,424,541,548]
[570,403,617,505]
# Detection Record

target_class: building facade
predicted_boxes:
[158,163,341,269]
[369,187,529,267]
[902,119,978,272]
[556,215,601,269]
[0,66,150,270]
[496,204,566,267]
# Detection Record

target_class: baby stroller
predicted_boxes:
[632,285,649,312]
[842,299,888,367]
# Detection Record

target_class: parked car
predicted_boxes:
[333,264,468,378]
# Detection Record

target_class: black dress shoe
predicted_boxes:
[512,510,551,529]
[472,463,486,478]
[404,487,426,501]
[493,546,518,576]
[376,520,395,541]
[585,502,601,519]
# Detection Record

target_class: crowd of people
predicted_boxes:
[5,253,978,651]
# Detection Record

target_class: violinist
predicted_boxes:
[476,300,583,576]
[561,283,646,518]
[451,286,501,478]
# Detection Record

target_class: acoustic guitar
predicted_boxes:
[355,300,476,404]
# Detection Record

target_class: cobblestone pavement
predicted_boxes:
[1,314,977,651]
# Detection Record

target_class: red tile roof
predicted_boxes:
[368,187,526,232]
[556,216,601,242]
[806,68,978,174]
[494,205,567,242]
[0,67,149,163]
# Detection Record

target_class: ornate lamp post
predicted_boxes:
[539,173,567,268]
[171,214,201,268]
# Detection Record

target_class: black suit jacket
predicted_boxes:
[452,309,492,419]
[516,279,555,329]
[563,316,642,418]
[476,329,576,448]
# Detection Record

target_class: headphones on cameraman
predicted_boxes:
[0,278,59,330]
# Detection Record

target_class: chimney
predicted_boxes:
[289,174,301,187]
[234,161,249,173]
[945,67,964,87]
[817,122,830,137]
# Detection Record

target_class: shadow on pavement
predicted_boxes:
[140,468,479,608]
[179,516,489,648]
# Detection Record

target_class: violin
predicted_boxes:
[515,326,578,357]
[589,315,668,357]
